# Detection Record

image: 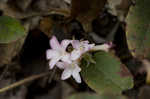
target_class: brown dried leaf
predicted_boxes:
[138,85,150,99]
[71,0,107,32]
[142,60,150,85]
[0,2,70,19]
[107,0,132,21]
[0,37,25,67]
[39,17,54,38]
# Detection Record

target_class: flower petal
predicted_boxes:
[83,44,95,52]
[87,44,95,49]
[74,64,81,72]
[72,65,81,83]
[71,50,82,60]
[81,40,89,44]
[61,53,72,63]
[61,40,71,50]
[49,57,61,69]
[72,72,81,83]
[46,49,59,59]
[92,43,110,52]
[56,62,66,69]
[50,36,61,50]
[61,68,72,80]
[71,40,80,49]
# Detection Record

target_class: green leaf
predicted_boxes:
[81,52,133,94]
[67,93,127,99]
[83,53,96,65]
[126,0,150,59]
[0,16,26,44]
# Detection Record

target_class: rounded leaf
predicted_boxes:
[126,0,150,59]
[68,93,127,99]
[0,16,25,44]
[81,52,133,94]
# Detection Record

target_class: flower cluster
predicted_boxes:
[46,36,111,83]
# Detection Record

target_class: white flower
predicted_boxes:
[56,61,81,83]
[46,36,71,69]
[46,36,113,83]
[71,40,95,60]
[91,43,112,52]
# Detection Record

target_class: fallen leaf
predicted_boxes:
[126,0,150,60]
[107,0,131,21]
[142,59,150,85]
[71,0,107,32]
[138,85,150,99]
[39,17,54,38]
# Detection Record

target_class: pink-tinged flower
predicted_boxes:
[56,61,81,83]
[71,40,95,60]
[46,36,71,69]
[91,42,112,52]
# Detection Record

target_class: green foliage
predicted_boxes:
[82,53,96,65]
[0,16,25,44]
[67,93,127,99]
[81,52,133,94]
[126,0,150,59]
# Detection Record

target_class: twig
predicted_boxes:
[0,72,51,93]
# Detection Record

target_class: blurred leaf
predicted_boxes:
[67,92,127,99]
[142,60,150,85]
[0,16,25,44]
[126,0,150,59]
[40,17,54,38]
[71,0,106,32]
[81,52,133,94]
[107,0,131,21]
[138,85,150,99]
[39,16,71,39]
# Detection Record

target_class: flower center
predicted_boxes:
[59,49,67,56]
[70,61,79,69]
[79,45,85,51]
